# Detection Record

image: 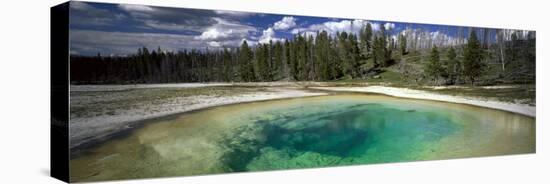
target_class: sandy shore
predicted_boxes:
[311,86,536,117]
[70,83,232,92]
[69,85,326,149]
[69,81,322,92]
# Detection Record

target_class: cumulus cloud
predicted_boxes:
[254,16,296,44]
[258,27,283,44]
[197,28,228,40]
[195,18,257,47]
[291,19,379,36]
[118,4,155,12]
[71,3,260,53]
[71,2,421,55]
[207,41,222,47]
[384,23,395,30]
[371,23,381,31]
[273,16,297,30]
[117,4,260,39]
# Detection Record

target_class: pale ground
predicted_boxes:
[69,83,232,92]
[311,86,536,117]
[69,84,326,148]
[69,83,535,149]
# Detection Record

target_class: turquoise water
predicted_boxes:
[70,94,535,182]
[224,102,458,171]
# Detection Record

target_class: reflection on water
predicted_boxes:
[69,94,535,182]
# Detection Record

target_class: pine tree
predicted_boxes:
[222,48,232,81]
[273,41,284,80]
[295,34,307,80]
[337,32,352,78]
[284,39,295,80]
[463,30,485,85]
[348,33,362,78]
[238,41,255,82]
[372,35,384,68]
[328,35,340,79]
[315,31,330,80]
[381,26,392,67]
[256,44,270,81]
[306,35,315,80]
[425,46,442,84]
[506,32,519,63]
[445,47,460,84]
[359,23,373,58]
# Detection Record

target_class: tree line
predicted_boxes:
[424,29,535,85]
[70,23,535,85]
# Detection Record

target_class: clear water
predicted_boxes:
[70,94,535,182]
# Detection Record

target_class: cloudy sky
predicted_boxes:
[69,1,473,56]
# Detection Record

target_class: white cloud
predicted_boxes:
[207,41,222,47]
[214,10,252,18]
[258,27,283,44]
[291,19,379,36]
[118,4,155,12]
[198,28,229,40]
[273,16,297,30]
[195,18,258,45]
[384,23,395,30]
[371,23,381,31]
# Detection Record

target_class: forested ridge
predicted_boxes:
[70,23,535,85]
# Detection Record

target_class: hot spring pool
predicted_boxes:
[70,94,535,182]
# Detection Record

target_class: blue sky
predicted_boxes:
[69,1,504,56]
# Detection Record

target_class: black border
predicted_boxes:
[51,1,70,183]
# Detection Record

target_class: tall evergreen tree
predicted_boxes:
[222,48,232,81]
[445,47,460,84]
[348,33,362,77]
[506,32,519,63]
[238,41,255,82]
[359,23,373,58]
[463,30,485,85]
[256,44,271,81]
[273,41,284,80]
[372,35,385,68]
[328,35,340,79]
[337,32,351,77]
[306,35,315,80]
[315,31,330,80]
[295,34,307,80]
[425,46,443,84]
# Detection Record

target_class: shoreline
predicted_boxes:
[69,83,535,149]
[310,86,536,117]
[69,86,327,149]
